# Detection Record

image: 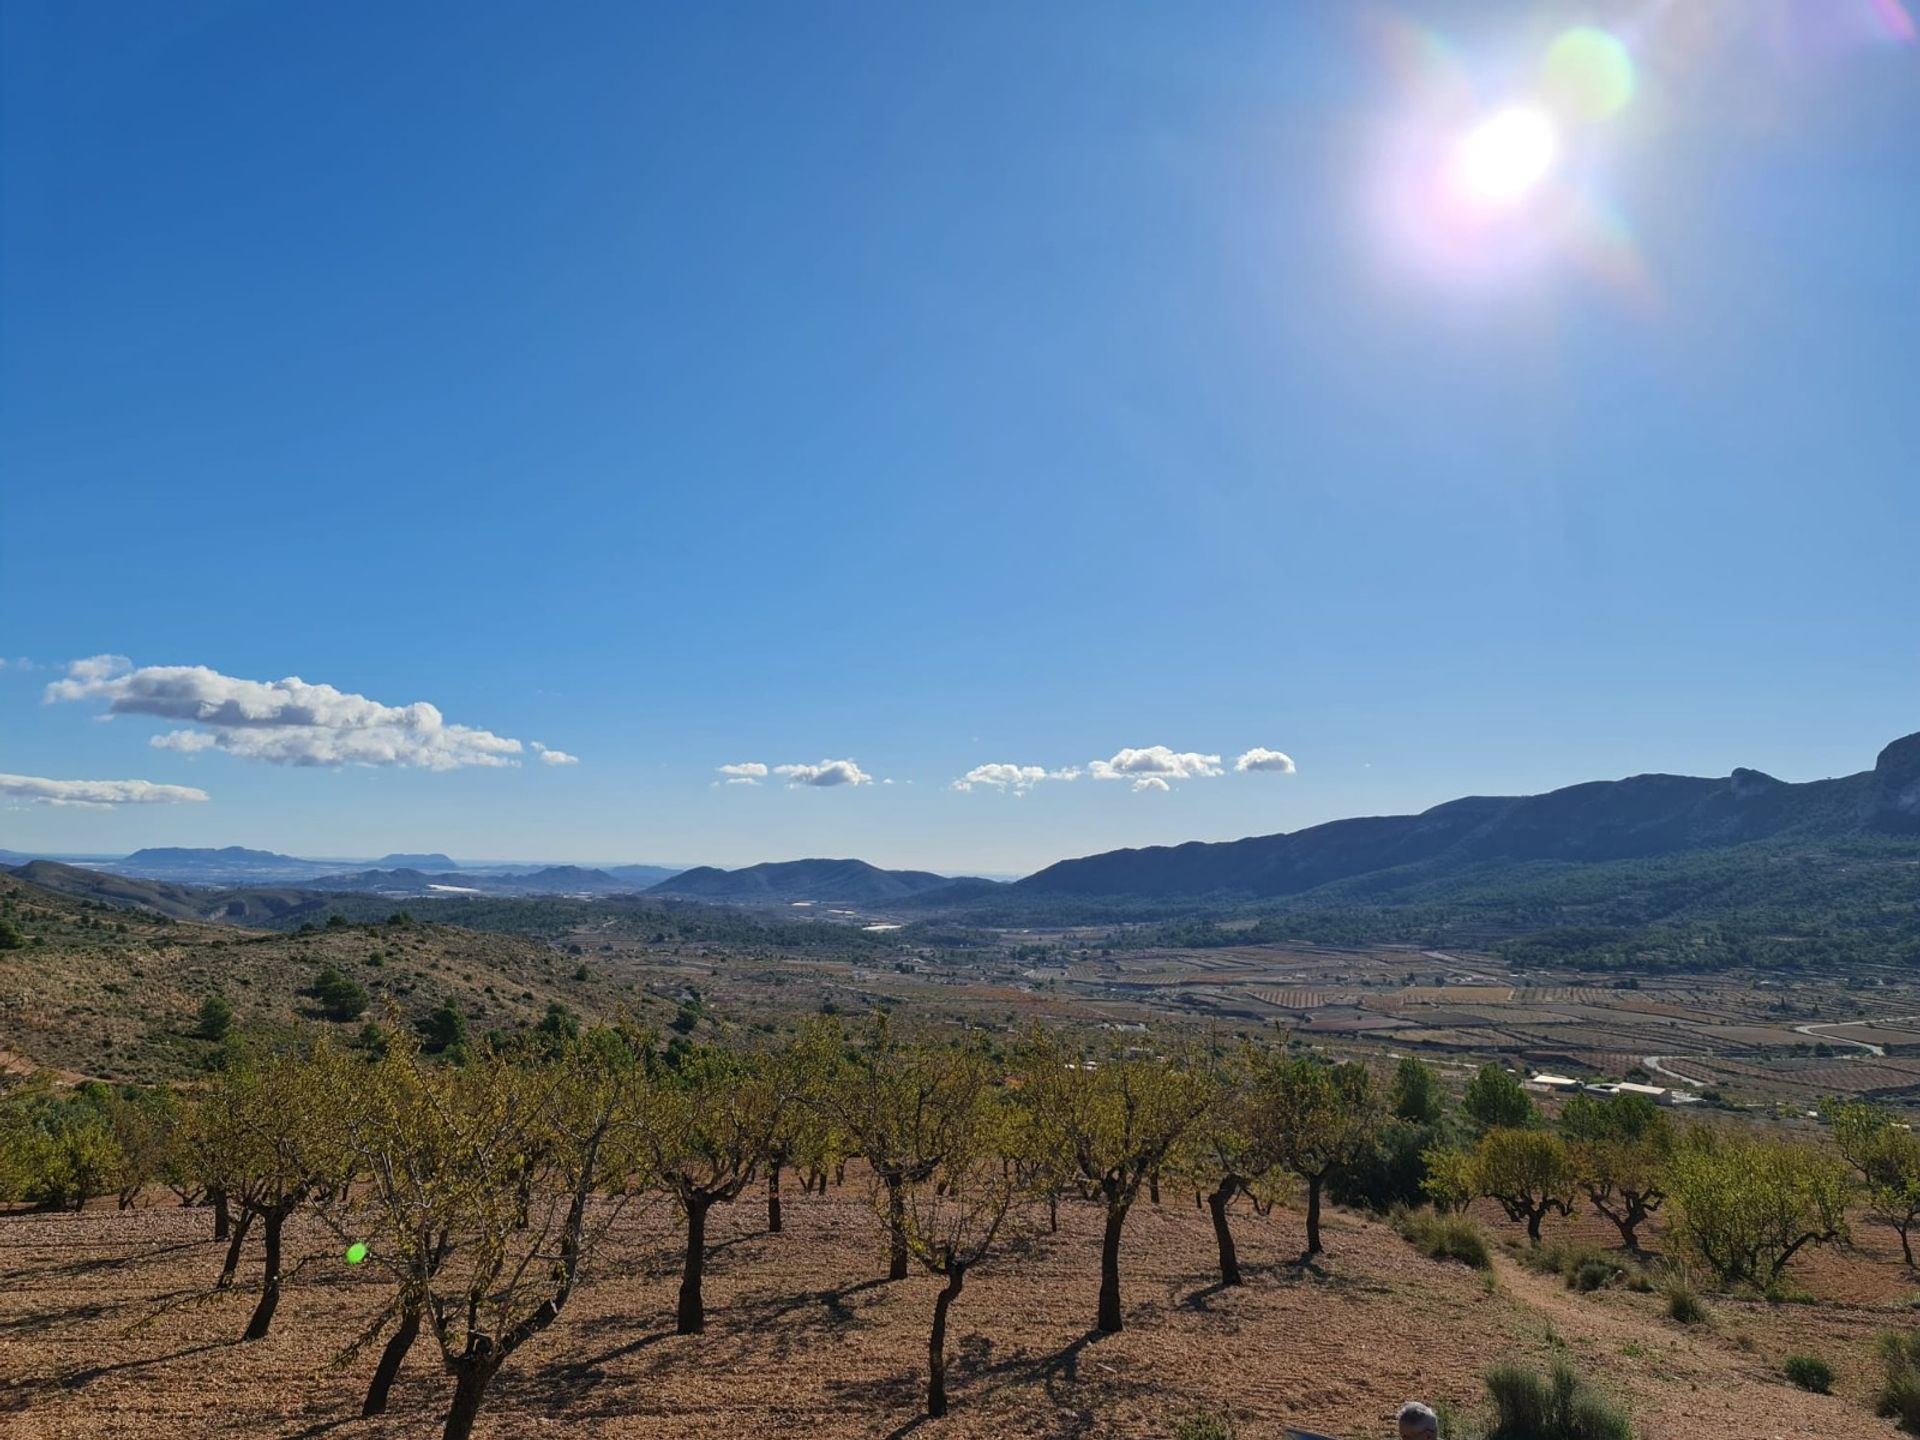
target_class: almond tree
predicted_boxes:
[1473,1127,1577,1245]
[194,1050,350,1339]
[1259,1056,1380,1259]
[824,1016,995,1282]
[1020,1033,1212,1333]
[1179,1049,1280,1287]
[313,1029,471,1416]
[894,1130,1023,1418]
[1832,1100,1920,1268]
[640,1045,787,1334]
[419,1030,643,1440]
[1667,1126,1851,1290]
[1561,1092,1672,1252]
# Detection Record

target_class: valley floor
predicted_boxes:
[0,1177,1909,1439]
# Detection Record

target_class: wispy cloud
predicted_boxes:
[1088,746,1224,791]
[951,763,1082,794]
[532,743,580,766]
[0,772,210,809]
[1234,747,1297,774]
[774,759,872,788]
[717,762,769,786]
[46,657,556,772]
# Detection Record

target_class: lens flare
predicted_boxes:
[1544,27,1637,121]
[345,1242,369,1265]
[1452,107,1558,204]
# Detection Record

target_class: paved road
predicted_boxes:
[1788,1013,1920,1058]
[1642,1055,1705,1088]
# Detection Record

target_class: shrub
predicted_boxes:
[194,993,235,1041]
[0,917,22,950]
[1572,1257,1620,1293]
[1879,1329,1920,1429]
[1171,1414,1236,1440]
[1783,1354,1833,1394]
[1394,1206,1494,1270]
[1663,1272,1708,1325]
[307,965,369,1022]
[1484,1357,1631,1440]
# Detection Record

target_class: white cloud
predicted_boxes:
[1087,746,1224,787]
[534,746,579,766]
[717,762,769,786]
[0,772,210,809]
[46,658,532,771]
[1234,747,1297,774]
[1131,776,1172,793]
[951,763,1083,794]
[774,759,872,788]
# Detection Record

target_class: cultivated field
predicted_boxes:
[1,1172,1910,1439]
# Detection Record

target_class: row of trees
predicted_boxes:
[4,1033,1914,1434]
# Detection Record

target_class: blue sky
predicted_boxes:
[2,1,1916,874]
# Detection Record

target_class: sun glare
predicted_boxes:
[1453,106,1557,205]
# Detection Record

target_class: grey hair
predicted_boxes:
[1397,1401,1440,1436]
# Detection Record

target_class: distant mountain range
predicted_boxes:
[1016,731,1920,900]
[0,845,688,892]
[647,858,991,905]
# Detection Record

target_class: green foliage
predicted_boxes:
[535,1001,580,1050]
[1464,1066,1537,1132]
[0,916,23,950]
[1392,1056,1446,1124]
[1879,1328,1920,1429]
[1830,1099,1920,1265]
[0,1082,128,1210]
[1661,1270,1708,1324]
[1483,1357,1632,1440]
[1170,1413,1237,1440]
[306,965,369,1022]
[1782,1354,1833,1394]
[195,993,235,1041]
[1473,1128,1577,1243]
[1666,1127,1851,1289]
[1393,1206,1493,1270]
[419,998,470,1056]
[1329,1115,1447,1212]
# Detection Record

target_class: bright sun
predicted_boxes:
[1453,106,1558,204]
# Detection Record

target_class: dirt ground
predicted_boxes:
[0,1180,1910,1440]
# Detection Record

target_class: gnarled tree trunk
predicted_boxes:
[243,1206,288,1340]
[1208,1179,1242,1286]
[927,1260,966,1418]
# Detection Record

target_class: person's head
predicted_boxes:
[1397,1401,1440,1440]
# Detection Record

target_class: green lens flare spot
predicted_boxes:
[345,1242,369,1265]
[1544,27,1636,122]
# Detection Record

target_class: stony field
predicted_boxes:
[2,1172,1913,1439]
